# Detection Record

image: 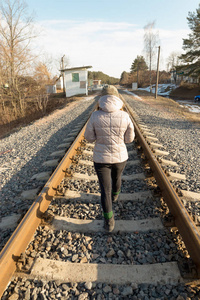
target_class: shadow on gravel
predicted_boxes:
[0,100,97,251]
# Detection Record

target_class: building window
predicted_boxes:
[72,73,79,82]
[80,81,86,88]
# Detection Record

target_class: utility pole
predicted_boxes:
[61,55,65,93]
[155,46,160,99]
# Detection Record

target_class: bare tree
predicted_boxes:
[34,62,52,83]
[0,0,36,116]
[166,51,181,71]
[35,93,49,114]
[143,21,159,92]
[166,51,181,84]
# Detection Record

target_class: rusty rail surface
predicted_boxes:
[0,123,88,298]
[125,101,200,276]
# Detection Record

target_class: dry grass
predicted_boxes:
[0,93,84,139]
[170,85,200,100]
[131,90,200,125]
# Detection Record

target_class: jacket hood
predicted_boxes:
[98,95,123,112]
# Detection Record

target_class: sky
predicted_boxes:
[24,0,200,78]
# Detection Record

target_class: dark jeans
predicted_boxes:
[94,161,127,214]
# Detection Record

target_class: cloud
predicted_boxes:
[32,20,189,78]
[158,28,189,68]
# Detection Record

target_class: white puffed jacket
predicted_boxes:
[84,94,135,163]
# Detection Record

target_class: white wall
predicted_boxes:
[132,82,138,90]
[64,69,88,97]
[56,77,63,89]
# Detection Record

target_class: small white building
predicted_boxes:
[61,66,92,97]
[92,79,102,90]
[132,82,138,90]
[46,84,56,94]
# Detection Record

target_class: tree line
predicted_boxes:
[120,4,200,88]
[88,71,119,85]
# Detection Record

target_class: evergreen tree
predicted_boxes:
[119,71,130,85]
[130,56,148,73]
[180,4,200,76]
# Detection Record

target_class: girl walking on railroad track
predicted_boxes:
[84,85,135,232]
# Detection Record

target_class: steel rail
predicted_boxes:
[125,101,200,276]
[0,123,88,298]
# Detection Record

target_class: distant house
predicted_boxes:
[46,84,56,94]
[87,79,102,91]
[45,76,63,94]
[171,68,199,84]
[93,79,101,86]
[92,79,102,90]
[61,66,92,97]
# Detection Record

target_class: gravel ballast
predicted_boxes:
[122,90,200,195]
[2,278,200,300]
[0,96,96,253]
[1,90,200,299]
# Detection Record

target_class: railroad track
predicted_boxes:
[1,93,200,299]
